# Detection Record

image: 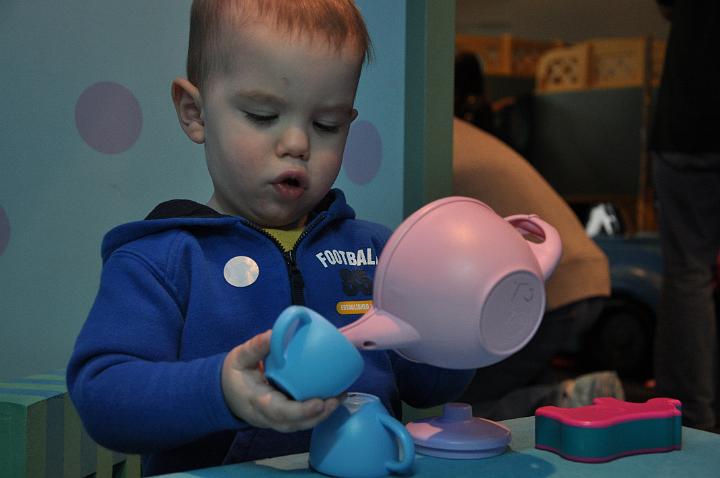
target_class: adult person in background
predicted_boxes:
[650,0,720,432]
[454,51,534,158]
[454,118,622,419]
[454,52,495,134]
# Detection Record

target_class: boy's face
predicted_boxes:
[179,22,362,228]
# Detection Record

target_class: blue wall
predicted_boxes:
[0,1,423,380]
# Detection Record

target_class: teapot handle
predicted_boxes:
[504,214,562,280]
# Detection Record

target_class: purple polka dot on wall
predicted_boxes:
[0,206,10,256]
[342,120,382,185]
[75,81,143,155]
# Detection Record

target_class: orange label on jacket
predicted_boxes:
[336,300,373,315]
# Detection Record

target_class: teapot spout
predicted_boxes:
[340,307,421,350]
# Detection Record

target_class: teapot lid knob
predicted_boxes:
[440,403,473,422]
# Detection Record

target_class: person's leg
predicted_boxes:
[470,383,559,420]
[468,370,624,421]
[461,298,605,419]
[652,152,720,429]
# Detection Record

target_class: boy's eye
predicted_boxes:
[314,121,341,134]
[244,111,278,124]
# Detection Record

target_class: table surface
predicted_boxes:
[158,416,720,477]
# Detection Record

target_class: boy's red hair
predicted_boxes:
[186,0,372,89]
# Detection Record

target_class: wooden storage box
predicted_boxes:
[456,34,563,77]
[535,37,666,93]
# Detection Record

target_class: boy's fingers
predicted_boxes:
[258,391,316,420]
[314,397,340,421]
[232,330,271,369]
[299,398,326,416]
[290,397,341,430]
[258,395,340,431]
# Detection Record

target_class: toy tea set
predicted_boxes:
[264,197,681,477]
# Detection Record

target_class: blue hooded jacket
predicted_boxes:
[67,189,474,475]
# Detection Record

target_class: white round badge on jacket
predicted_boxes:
[224,256,260,287]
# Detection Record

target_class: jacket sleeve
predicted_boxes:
[66,250,245,454]
[390,353,475,408]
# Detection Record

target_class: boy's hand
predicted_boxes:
[221,330,341,432]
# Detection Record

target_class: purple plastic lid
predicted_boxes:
[406,403,511,459]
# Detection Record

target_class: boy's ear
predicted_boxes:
[171,78,205,144]
[350,108,359,123]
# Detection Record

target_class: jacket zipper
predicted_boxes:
[285,250,306,305]
[244,214,326,306]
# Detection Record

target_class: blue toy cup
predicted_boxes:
[310,393,415,478]
[264,306,364,401]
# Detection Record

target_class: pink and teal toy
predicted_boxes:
[535,397,682,463]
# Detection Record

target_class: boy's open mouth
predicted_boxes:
[272,172,308,200]
[273,171,308,189]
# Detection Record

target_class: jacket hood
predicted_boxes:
[100,189,354,260]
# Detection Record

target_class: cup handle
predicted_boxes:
[504,214,562,280]
[269,306,312,369]
[378,414,415,474]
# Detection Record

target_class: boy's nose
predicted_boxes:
[276,126,310,160]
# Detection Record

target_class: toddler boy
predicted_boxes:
[68,1,473,475]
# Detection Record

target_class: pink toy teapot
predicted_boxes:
[340,196,562,369]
